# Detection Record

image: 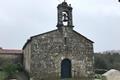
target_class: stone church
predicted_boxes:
[23,1,94,80]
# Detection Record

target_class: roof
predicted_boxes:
[22,29,57,49]
[73,30,94,43]
[0,48,22,54]
[23,29,94,49]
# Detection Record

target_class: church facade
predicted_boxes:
[23,1,94,80]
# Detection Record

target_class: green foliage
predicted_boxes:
[95,74,102,79]
[2,63,23,77]
[94,52,120,74]
[3,64,16,75]
[94,55,107,69]
[0,58,4,66]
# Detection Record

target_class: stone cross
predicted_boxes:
[64,0,67,2]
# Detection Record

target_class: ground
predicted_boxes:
[0,71,102,80]
[0,71,7,80]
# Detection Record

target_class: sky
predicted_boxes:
[0,0,120,52]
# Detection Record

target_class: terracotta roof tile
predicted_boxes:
[0,48,23,54]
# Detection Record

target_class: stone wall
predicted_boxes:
[0,53,23,68]
[23,28,94,80]
[23,40,31,73]
[0,48,23,68]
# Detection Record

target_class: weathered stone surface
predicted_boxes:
[23,28,94,80]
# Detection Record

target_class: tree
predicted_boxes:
[2,63,23,79]
[94,51,120,71]
[94,54,107,69]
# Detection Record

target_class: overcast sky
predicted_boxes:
[0,0,120,52]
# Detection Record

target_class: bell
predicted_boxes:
[63,14,68,22]
[63,18,68,22]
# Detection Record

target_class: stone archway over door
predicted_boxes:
[61,59,72,78]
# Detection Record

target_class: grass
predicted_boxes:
[0,71,102,80]
[0,71,7,80]
[94,74,102,80]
